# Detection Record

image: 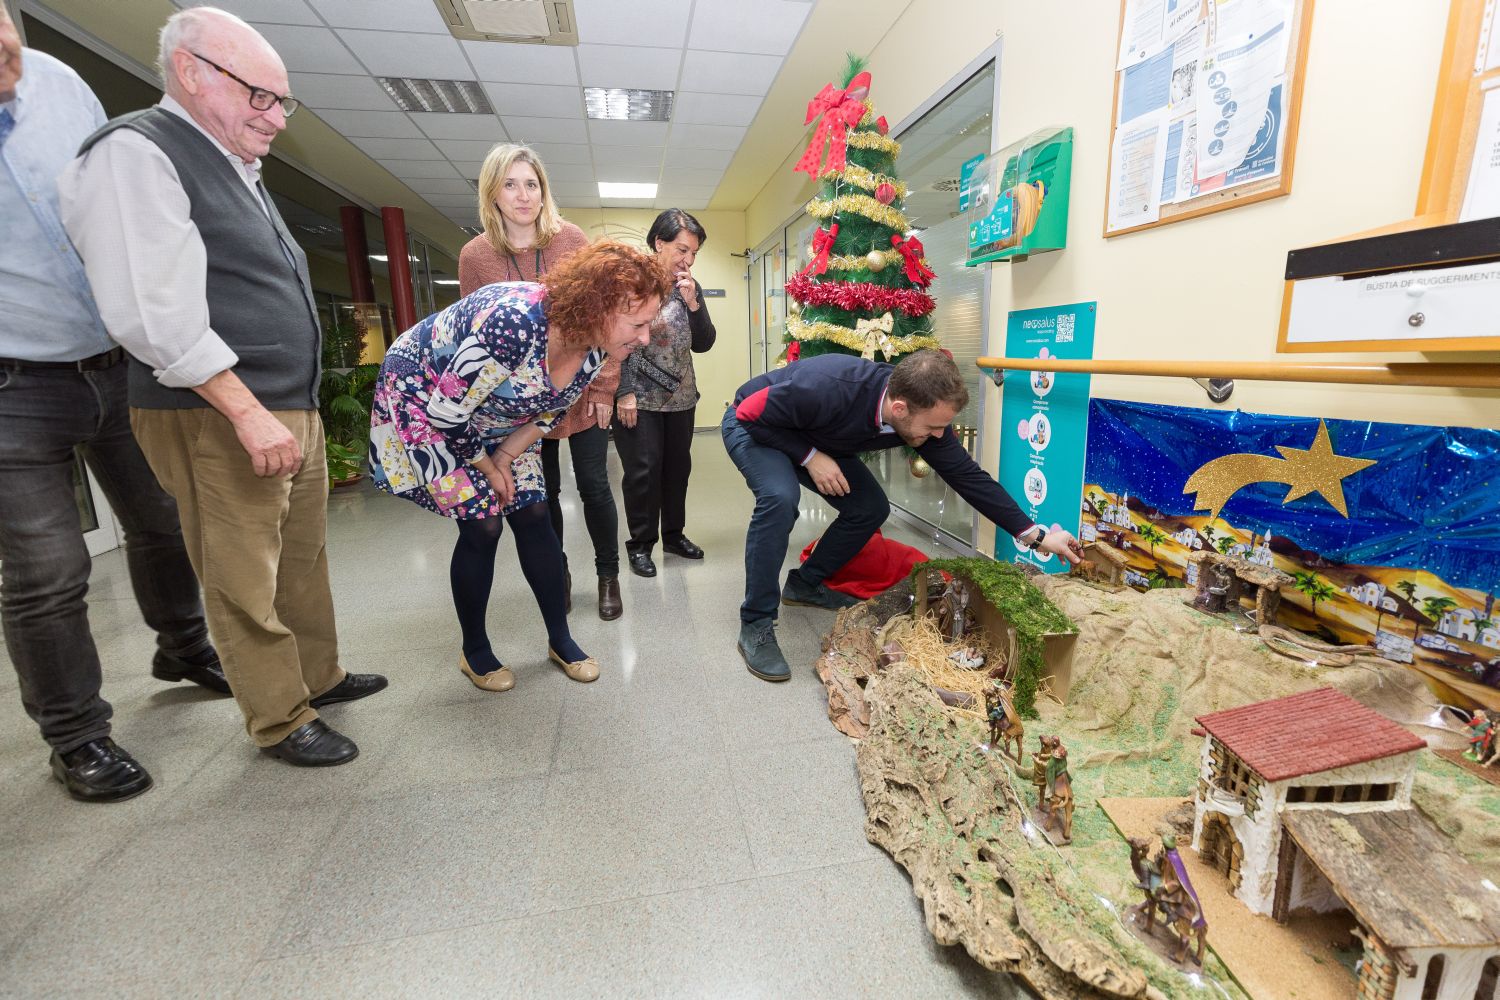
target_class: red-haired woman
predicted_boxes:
[369,242,669,692]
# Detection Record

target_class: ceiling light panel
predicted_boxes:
[584,88,674,122]
[379,78,495,114]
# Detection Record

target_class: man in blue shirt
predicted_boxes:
[723,350,1083,681]
[0,9,225,803]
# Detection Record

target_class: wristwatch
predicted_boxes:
[1026,525,1048,550]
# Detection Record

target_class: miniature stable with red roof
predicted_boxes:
[1194,686,1428,782]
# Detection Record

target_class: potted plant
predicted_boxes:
[319,319,377,488]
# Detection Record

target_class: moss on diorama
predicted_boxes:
[915,558,1077,718]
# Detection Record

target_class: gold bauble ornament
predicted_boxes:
[865,249,888,272]
[807,243,817,261]
[788,298,802,316]
[909,454,932,478]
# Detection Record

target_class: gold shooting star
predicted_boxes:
[1183,420,1376,519]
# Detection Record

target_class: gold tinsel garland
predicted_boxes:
[845,129,901,156]
[825,248,904,270]
[821,162,908,199]
[788,315,941,355]
[806,193,910,231]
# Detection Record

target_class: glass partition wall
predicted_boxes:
[746,54,999,549]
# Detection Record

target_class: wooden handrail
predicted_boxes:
[974,357,1500,389]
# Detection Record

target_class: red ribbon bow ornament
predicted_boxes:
[797,223,839,278]
[793,71,872,179]
[786,340,801,363]
[891,234,936,287]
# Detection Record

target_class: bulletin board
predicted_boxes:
[1103,0,1315,238]
[1415,0,1500,224]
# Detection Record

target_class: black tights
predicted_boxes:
[450,502,583,674]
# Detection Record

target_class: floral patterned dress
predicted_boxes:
[368,282,604,519]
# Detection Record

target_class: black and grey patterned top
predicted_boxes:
[617,281,716,413]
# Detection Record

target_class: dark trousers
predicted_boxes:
[720,406,889,624]
[539,425,619,577]
[0,360,209,753]
[613,406,696,555]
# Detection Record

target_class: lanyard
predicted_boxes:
[507,247,543,281]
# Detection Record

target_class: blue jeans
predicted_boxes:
[720,406,889,624]
[0,360,209,752]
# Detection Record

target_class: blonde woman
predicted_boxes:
[459,144,626,621]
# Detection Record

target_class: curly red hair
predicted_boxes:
[542,240,671,349]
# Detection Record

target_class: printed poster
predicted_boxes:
[996,303,1097,574]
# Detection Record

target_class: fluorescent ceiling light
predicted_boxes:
[434,279,461,286]
[598,182,657,199]
[369,254,421,263]
[585,88,674,122]
[377,77,493,114]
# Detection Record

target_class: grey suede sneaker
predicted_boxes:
[781,572,860,611]
[737,619,791,682]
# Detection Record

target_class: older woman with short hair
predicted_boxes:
[370,242,668,692]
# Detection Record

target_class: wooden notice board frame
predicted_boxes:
[1103,0,1315,239]
[1416,0,1500,223]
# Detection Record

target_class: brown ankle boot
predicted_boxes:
[598,575,622,621]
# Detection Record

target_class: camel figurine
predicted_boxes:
[984,680,1024,763]
[1127,837,1166,932]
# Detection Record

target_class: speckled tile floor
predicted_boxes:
[0,435,1027,999]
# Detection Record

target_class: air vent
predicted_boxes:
[379,77,493,114]
[434,0,578,45]
[930,178,963,193]
[585,88,674,122]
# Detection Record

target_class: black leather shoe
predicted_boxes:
[310,672,389,708]
[152,647,231,695]
[628,551,657,578]
[260,719,358,767]
[50,738,153,802]
[663,537,704,559]
[598,575,623,621]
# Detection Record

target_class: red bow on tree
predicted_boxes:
[793,72,872,179]
[891,234,936,287]
[797,222,839,278]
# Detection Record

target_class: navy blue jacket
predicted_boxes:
[732,354,1034,538]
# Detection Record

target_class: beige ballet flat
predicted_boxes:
[547,647,599,683]
[460,653,515,692]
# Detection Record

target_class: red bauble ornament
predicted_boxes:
[874,182,896,205]
[875,115,889,135]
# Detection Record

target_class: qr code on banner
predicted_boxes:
[1055,313,1075,343]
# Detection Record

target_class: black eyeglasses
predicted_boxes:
[191,52,300,118]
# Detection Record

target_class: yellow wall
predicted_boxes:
[746,0,1500,552]
[563,208,750,425]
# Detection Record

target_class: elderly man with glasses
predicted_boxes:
[59,5,385,768]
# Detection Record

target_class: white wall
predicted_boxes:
[745,0,1500,555]
[1394,947,1499,1000]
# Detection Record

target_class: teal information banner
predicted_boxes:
[995,302,1097,573]
[957,153,985,212]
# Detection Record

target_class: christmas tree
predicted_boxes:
[782,56,939,365]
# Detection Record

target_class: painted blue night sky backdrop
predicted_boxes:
[1084,400,1500,595]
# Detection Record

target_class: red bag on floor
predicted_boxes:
[799,530,930,599]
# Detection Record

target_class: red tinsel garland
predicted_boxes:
[785,275,936,317]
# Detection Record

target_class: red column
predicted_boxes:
[381,206,418,333]
[339,205,376,304]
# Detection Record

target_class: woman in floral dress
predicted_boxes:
[369,242,669,692]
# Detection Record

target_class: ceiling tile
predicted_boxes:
[314,109,425,138]
[543,162,598,183]
[659,165,725,186]
[572,0,690,47]
[593,164,660,184]
[673,92,763,127]
[351,136,445,160]
[655,184,719,202]
[307,0,450,33]
[653,196,709,210]
[688,0,811,55]
[384,159,463,179]
[591,145,664,167]
[679,51,782,96]
[409,114,509,141]
[253,23,363,73]
[480,82,585,119]
[404,178,478,196]
[500,116,589,144]
[289,72,396,111]
[600,197,657,209]
[576,44,681,91]
[464,41,580,84]
[449,160,487,178]
[337,29,469,79]
[549,180,601,198]
[587,120,668,146]
[667,123,745,151]
[204,0,320,25]
[423,193,483,209]
[660,146,735,170]
[527,142,594,165]
[432,138,505,160]
[554,194,601,208]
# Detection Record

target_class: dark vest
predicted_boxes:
[77,107,321,410]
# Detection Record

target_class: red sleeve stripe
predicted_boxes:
[735,386,771,423]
